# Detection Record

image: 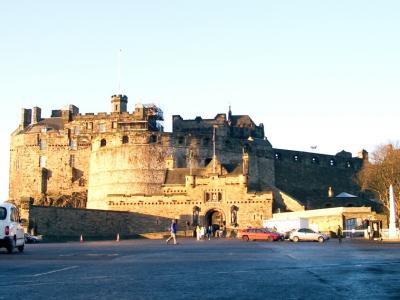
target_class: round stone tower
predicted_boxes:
[86,131,173,210]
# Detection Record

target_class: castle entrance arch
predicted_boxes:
[205,209,225,230]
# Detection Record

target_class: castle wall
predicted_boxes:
[28,205,173,241]
[106,174,273,229]
[9,124,91,207]
[273,149,364,207]
[87,132,174,209]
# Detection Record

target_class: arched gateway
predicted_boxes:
[205,209,225,229]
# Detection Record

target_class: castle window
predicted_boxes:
[230,206,239,225]
[39,139,47,150]
[74,126,80,135]
[329,159,336,166]
[150,135,157,144]
[311,157,319,164]
[192,206,200,226]
[39,156,47,168]
[293,155,300,162]
[122,135,129,144]
[69,155,75,168]
[205,192,210,202]
[100,139,107,147]
[178,136,184,145]
[99,123,106,133]
[275,153,281,160]
[218,192,223,201]
[70,139,77,150]
[112,121,118,129]
[87,122,93,130]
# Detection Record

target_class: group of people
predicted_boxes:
[166,220,225,245]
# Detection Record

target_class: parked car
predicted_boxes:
[0,202,25,253]
[238,228,280,242]
[289,228,329,243]
[24,233,43,244]
[283,229,296,240]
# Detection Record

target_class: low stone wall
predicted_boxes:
[28,205,175,241]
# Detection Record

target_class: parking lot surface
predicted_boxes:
[1,238,399,299]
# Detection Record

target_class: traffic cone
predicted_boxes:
[116,233,120,242]
[80,234,84,243]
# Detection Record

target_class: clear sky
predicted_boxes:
[1,1,399,202]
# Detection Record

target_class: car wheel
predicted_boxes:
[6,238,16,254]
[242,235,249,242]
[292,236,299,243]
[17,245,25,253]
[318,236,324,243]
[268,236,274,242]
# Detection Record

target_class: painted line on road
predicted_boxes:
[32,266,79,277]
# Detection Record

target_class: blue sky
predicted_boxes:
[1,1,399,201]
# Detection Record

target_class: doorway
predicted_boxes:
[205,209,225,229]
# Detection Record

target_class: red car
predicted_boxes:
[238,228,280,242]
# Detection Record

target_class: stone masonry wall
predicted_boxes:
[28,205,173,241]
[273,148,365,206]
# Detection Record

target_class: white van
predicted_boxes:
[0,202,25,253]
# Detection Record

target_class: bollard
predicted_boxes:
[116,233,120,242]
[80,234,84,243]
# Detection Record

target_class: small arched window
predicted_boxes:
[150,135,157,144]
[293,154,300,162]
[311,157,319,164]
[122,136,129,144]
[192,206,200,226]
[329,159,336,167]
[275,153,281,160]
[100,139,107,147]
[345,161,352,168]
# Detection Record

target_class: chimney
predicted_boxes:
[358,149,369,161]
[32,107,42,124]
[20,108,32,129]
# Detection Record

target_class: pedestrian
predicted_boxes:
[166,219,177,245]
[196,225,201,241]
[337,225,342,243]
[200,226,205,240]
[207,225,212,240]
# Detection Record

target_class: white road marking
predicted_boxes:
[32,266,79,277]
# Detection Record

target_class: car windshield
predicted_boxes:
[0,207,6,220]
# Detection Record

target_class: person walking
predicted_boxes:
[337,225,343,243]
[196,225,201,241]
[166,219,177,245]
[207,225,212,240]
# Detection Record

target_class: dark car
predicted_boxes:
[24,233,42,244]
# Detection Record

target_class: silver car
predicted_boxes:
[289,228,329,243]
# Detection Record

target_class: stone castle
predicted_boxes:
[9,94,378,230]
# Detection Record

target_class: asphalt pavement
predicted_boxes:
[0,238,399,300]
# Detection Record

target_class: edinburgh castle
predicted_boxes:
[9,94,380,231]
